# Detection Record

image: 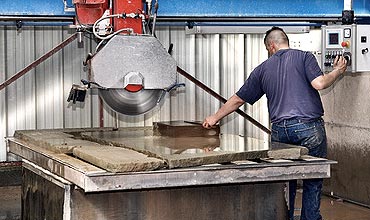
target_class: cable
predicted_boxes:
[151,0,159,36]
[93,14,139,40]
[92,14,121,39]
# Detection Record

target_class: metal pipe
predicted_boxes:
[0,16,74,21]
[156,17,342,23]
[151,0,159,36]
[344,0,353,11]
[0,33,77,91]
[156,22,322,27]
[176,66,271,134]
[0,21,73,26]
[99,97,104,128]
[114,111,119,130]
[342,0,354,24]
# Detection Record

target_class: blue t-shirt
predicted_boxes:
[236,49,324,123]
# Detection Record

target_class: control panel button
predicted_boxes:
[341,41,350,48]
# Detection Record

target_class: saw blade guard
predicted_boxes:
[90,35,177,115]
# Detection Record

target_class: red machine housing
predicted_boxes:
[113,0,143,34]
[74,0,109,25]
[74,0,143,34]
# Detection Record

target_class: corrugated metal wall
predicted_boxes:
[0,26,269,161]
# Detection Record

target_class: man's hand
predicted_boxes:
[333,55,348,74]
[202,115,219,129]
[202,94,245,129]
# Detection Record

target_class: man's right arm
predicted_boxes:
[311,56,347,90]
[202,94,245,128]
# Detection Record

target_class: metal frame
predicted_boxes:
[0,0,369,23]
[184,25,312,35]
[8,138,335,193]
[0,34,77,91]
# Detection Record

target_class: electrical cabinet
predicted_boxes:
[322,25,370,73]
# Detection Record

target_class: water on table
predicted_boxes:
[82,128,269,156]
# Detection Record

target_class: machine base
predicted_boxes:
[22,165,288,220]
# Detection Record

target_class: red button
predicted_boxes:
[341,41,349,48]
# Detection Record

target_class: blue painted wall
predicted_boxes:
[0,0,368,18]
[0,0,74,16]
[157,0,370,18]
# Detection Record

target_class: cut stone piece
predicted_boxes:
[14,129,113,153]
[153,121,220,137]
[73,145,165,173]
[269,142,309,160]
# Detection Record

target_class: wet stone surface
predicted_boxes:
[14,123,308,172]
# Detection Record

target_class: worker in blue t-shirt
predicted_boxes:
[203,26,347,220]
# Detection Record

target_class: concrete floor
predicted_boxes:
[0,186,21,220]
[294,190,370,220]
[1,186,370,220]
[321,196,370,220]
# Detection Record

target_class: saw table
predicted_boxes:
[7,122,335,220]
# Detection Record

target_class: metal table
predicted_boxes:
[7,129,336,220]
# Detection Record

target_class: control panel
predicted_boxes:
[322,25,370,73]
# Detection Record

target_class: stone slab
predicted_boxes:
[81,129,308,169]
[269,141,309,160]
[153,120,220,137]
[12,127,309,172]
[14,129,166,173]
[9,138,106,174]
[164,151,267,168]
[14,130,104,153]
[73,145,165,173]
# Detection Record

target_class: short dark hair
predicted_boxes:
[264,26,289,46]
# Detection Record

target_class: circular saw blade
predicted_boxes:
[99,89,165,115]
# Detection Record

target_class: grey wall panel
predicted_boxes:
[62,30,96,129]
[34,27,63,129]
[322,73,370,206]
[0,27,98,161]
[3,27,37,161]
[0,27,6,160]
[244,34,270,141]
[0,26,270,161]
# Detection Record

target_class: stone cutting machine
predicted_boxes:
[5,2,339,219]
[69,0,177,115]
[68,0,271,133]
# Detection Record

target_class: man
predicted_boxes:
[203,27,347,220]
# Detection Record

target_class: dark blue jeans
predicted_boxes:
[271,118,327,220]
